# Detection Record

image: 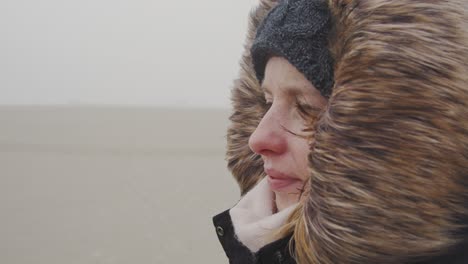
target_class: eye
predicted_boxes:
[295,101,311,117]
[295,100,321,121]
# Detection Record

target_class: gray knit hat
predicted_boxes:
[251,0,334,97]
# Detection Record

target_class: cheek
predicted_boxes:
[290,138,311,181]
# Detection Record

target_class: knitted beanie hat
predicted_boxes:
[250,0,334,97]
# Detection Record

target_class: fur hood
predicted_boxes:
[226,0,468,263]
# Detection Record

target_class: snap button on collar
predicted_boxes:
[216,226,224,237]
[274,250,284,263]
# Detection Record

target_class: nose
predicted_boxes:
[248,108,287,156]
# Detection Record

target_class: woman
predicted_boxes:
[213,0,468,263]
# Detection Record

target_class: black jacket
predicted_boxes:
[213,210,468,264]
[213,210,295,264]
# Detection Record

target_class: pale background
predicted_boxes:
[1,0,254,108]
[1,0,256,263]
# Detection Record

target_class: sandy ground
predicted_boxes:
[0,106,240,264]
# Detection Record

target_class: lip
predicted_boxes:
[265,168,302,191]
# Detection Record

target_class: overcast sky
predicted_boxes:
[1,0,256,108]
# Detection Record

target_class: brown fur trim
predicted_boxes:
[307,0,468,262]
[227,0,468,262]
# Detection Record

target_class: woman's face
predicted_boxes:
[248,56,328,211]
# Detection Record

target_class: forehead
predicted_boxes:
[261,56,316,96]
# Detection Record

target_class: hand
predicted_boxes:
[229,177,298,252]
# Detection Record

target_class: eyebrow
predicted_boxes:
[261,83,323,110]
[261,83,310,97]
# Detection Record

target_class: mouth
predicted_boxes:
[265,168,303,191]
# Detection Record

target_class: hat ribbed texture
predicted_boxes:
[251,0,334,97]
